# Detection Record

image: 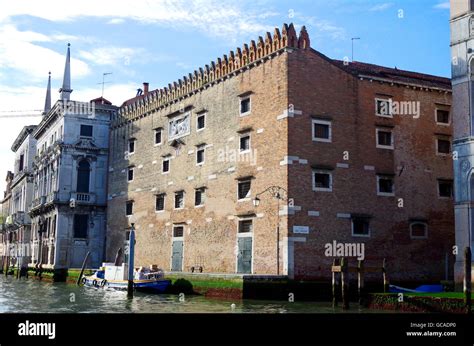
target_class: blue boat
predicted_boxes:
[83,264,171,294]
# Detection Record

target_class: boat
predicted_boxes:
[82,263,171,293]
[389,284,444,294]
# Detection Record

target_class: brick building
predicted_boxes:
[106,24,453,283]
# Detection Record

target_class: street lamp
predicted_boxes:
[253,186,288,276]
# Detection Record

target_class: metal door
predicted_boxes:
[237,237,252,274]
[171,240,183,272]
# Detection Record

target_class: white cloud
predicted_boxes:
[434,2,449,9]
[369,3,394,12]
[0,24,90,82]
[78,47,143,66]
[107,18,125,25]
[0,0,275,41]
[295,15,346,41]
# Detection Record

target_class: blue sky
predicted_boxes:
[0,0,450,192]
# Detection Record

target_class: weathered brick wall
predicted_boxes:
[287,48,454,282]
[106,52,289,274]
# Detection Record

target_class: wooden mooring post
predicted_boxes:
[341,257,349,310]
[382,258,389,293]
[332,258,339,308]
[358,259,364,306]
[76,251,91,286]
[465,247,472,314]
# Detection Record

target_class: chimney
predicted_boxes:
[143,82,149,95]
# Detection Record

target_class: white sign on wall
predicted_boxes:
[293,226,310,234]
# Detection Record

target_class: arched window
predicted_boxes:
[77,160,90,193]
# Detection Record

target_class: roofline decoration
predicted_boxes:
[115,23,310,126]
[11,125,36,152]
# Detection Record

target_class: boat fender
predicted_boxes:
[82,277,87,285]
[92,279,98,287]
[100,279,107,287]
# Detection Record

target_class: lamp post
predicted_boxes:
[253,186,288,276]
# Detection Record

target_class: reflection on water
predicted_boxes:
[0,276,383,314]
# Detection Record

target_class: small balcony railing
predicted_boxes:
[70,192,96,205]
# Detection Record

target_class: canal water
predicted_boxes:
[0,276,380,313]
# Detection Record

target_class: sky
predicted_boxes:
[0,0,451,194]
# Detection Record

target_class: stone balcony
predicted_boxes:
[70,192,96,205]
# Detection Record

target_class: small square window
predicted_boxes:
[240,135,250,152]
[313,170,332,191]
[162,159,170,173]
[196,147,205,165]
[195,188,205,206]
[410,222,428,239]
[175,191,184,209]
[377,175,394,196]
[238,180,251,200]
[438,179,453,198]
[312,120,332,142]
[240,97,251,115]
[127,167,134,182]
[126,201,134,216]
[197,114,206,130]
[375,98,392,117]
[155,194,165,211]
[376,128,393,149]
[352,217,370,237]
[80,125,93,137]
[128,139,136,154]
[173,226,184,238]
[437,139,451,154]
[436,109,450,124]
[239,220,253,233]
[154,129,162,145]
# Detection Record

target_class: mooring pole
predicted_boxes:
[464,247,472,314]
[127,224,135,299]
[382,258,389,293]
[332,258,338,308]
[76,251,91,286]
[358,259,364,307]
[341,257,349,310]
[114,247,123,266]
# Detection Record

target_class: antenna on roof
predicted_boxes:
[97,72,113,98]
[351,37,360,62]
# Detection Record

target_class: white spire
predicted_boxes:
[43,72,51,115]
[59,43,73,101]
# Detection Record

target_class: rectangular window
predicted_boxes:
[80,125,93,137]
[238,180,251,200]
[155,194,165,211]
[173,226,184,238]
[352,217,370,237]
[196,147,205,165]
[154,129,162,145]
[375,98,392,117]
[438,179,453,198]
[197,114,206,131]
[436,109,450,125]
[126,201,134,216]
[376,128,394,149]
[312,119,332,142]
[240,97,251,115]
[313,170,332,192]
[174,191,184,209]
[437,138,451,154]
[195,188,205,206]
[377,175,394,196]
[240,135,250,152]
[73,214,89,239]
[128,139,136,154]
[410,222,428,239]
[127,167,134,182]
[238,220,253,233]
[19,154,24,172]
[162,158,170,173]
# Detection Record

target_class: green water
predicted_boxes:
[0,275,383,313]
